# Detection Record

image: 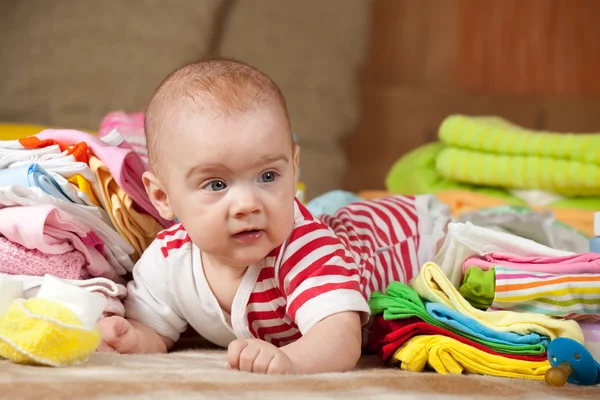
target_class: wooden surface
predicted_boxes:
[343,0,600,192]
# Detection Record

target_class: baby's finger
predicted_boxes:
[95,340,116,353]
[227,339,249,370]
[251,349,276,374]
[267,354,292,375]
[238,344,261,372]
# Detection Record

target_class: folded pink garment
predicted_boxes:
[35,129,173,229]
[462,252,600,275]
[98,112,149,170]
[14,273,127,318]
[0,205,120,281]
[0,236,88,280]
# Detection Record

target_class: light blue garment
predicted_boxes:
[0,163,73,203]
[305,190,363,216]
[425,301,550,347]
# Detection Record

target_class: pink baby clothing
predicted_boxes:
[462,252,600,275]
[0,236,88,280]
[98,112,149,170]
[0,205,124,281]
[35,129,173,229]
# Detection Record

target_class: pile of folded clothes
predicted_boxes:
[0,127,174,318]
[367,262,584,380]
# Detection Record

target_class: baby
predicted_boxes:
[97,58,451,374]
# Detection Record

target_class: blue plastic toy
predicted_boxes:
[546,337,600,386]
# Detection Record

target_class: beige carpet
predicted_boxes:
[0,350,597,399]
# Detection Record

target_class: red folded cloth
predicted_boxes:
[368,316,547,364]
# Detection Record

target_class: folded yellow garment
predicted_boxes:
[89,155,163,260]
[436,148,600,196]
[0,298,101,367]
[390,335,551,380]
[410,262,584,343]
[67,174,101,207]
[435,189,595,237]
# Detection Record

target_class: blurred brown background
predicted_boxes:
[344,0,600,193]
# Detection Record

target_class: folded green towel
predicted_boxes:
[436,147,600,196]
[439,115,600,164]
[368,282,546,355]
[435,115,600,196]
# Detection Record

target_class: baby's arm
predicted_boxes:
[97,239,188,354]
[281,311,362,373]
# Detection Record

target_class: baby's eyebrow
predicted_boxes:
[253,154,288,167]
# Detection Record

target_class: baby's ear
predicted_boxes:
[293,143,300,182]
[142,171,176,221]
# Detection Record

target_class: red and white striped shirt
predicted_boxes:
[125,195,448,348]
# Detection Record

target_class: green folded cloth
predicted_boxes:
[368,282,546,355]
[459,266,496,310]
[438,115,600,163]
[436,115,600,196]
[385,141,600,210]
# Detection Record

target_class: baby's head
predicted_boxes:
[143,58,299,269]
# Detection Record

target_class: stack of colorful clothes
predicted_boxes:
[368,262,585,380]
[384,114,600,240]
[0,127,174,318]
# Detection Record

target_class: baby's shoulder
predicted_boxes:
[141,223,195,267]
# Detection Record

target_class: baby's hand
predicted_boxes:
[227,338,295,374]
[96,316,140,354]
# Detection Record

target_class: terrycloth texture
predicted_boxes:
[369,316,548,364]
[462,252,600,276]
[35,129,174,229]
[368,282,547,355]
[436,115,600,196]
[98,113,148,170]
[0,204,130,279]
[459,266,496,310]
[0,275,105,367]
[433,221,573,288]
[385,142,600,212]
[0,237,88,280]
[492,265,600,322]
[89,155,163,259]
[410,262,585,342]
[438,115,600,164]
[390,335,551,380]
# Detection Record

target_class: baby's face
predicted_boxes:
[159,102,298,269]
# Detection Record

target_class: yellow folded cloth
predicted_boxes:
[410,262,584,343]
[391,335,551,380]
[67,174,101,207]
[89,155,163,260]
[0,275,105,367]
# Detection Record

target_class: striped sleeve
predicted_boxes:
[278,220,371,334]
[124,226,189,342]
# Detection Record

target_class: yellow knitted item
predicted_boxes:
[0,298,102,367]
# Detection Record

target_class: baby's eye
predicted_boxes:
[259,171,277,183]
[203,180,228,191]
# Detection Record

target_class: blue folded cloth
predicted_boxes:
[425,301,550,346]
[306,190,363,216]
[0,163,72,203]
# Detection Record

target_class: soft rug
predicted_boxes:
[0,351,597,399]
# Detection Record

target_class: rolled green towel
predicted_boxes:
[436,147,600,196]
[439,115,600,164]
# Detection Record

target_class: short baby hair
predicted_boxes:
[144,58,291,174]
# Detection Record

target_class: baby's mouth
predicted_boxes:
[232,229,264,240]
